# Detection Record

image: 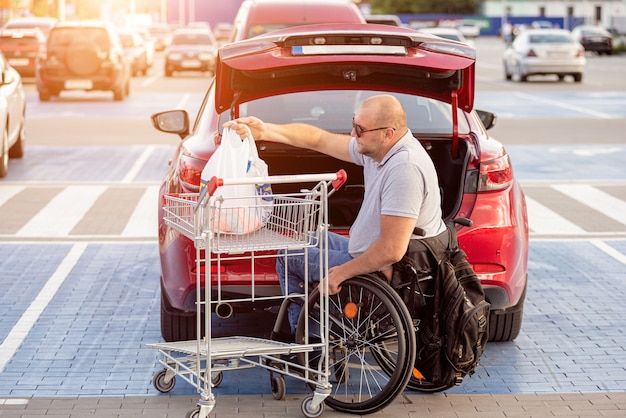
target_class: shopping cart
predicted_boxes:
[149,170,417,417]
[149,171,348,418]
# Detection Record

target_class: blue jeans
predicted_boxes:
[276,232,353,333]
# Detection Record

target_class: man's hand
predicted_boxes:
[320,265,351,295]
[224,116,266,141]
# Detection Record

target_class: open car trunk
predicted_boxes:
[258,136,470,229]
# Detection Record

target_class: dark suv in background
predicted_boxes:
[36,21,131,101]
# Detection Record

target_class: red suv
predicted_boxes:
[0,28,45,77]
[229,0,365,42]
[152,24,529,344]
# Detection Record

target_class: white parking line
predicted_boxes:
[15,186,107,237]
[0,185,24,206]
[513,92,615,119]
[552,184,626,227]
[122,145,156,183]
[0,243,87,373]
[526,196,586,235]
[176,93,191,110]
[122,185,158,237]
[590,240,626,265]
[140,74,160,87]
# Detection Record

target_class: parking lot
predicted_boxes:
[1,34,625,417]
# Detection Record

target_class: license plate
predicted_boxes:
[181,59,201,68]
[65,80,93,89]
[8,58,29,66]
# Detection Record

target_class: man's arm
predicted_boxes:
[227,116,353,163]
[324,215,415,294]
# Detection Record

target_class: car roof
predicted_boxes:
[215,23,475,113]
[233,0,366,41]
[52,20,112,29]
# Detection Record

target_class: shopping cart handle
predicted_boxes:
[207,176,224,196]
[332,169,347,191]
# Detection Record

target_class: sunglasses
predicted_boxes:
[352,118,395,138]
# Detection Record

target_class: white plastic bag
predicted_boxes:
[200,126,272,234]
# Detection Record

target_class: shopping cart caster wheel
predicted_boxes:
[211,371,223,387]
[153,369,175,393]
[301,395,324,418]
[185,407,200,418]
[271,374,286,400]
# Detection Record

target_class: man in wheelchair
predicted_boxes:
[228,94,447,333]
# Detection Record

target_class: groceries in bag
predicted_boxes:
[200,126,272,234]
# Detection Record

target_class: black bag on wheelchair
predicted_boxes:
[391,223,490,390]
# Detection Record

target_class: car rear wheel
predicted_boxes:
[573,73,583,83]
[0,128,8,178]
[113,84,125,101]
[160,281,198,342]
[38,89,51,102]
[488,279,526,342]
[8,118,25,159]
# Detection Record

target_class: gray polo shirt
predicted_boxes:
[347,129,446,257]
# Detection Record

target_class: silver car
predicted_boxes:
[0,52,26,177]
[503,28,586,82]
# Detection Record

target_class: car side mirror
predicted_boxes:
[151,110,190,139]
[476,109,497,130]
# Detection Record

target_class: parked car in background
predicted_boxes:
[420,26,473,46]
[213,22,233,46]
[503,28,586,82]
[36,20,131,101]
[1,16,57,38]
[531,20,554,29]
[364,14,402,26]
[571,25,613,55]
[134,27,155,68]
[117,28,149,76]
[457,20,481,38]
[152,24,528,345]
[147,23,172,51]
[0,28,46,77]
[164,28,218,77]
[0,51,26,178]
[229,0,365,42]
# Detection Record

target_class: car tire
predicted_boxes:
[160,279,199,342]
[488,278,526,342]
[66,41,102,76]
[0,128,8,178]
[8,118,25,159]
[113,84,125,101]
[38,89,51,102]
[573,73,583,83]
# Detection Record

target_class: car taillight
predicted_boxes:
[478,154,513,192]
[576,47,585,57]
[471,263,505,273]
[179,154,205,192]
[526,49,537,57]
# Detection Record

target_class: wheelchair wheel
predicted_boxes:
[295,274,416,415]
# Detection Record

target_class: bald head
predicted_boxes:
[359,95,407,134]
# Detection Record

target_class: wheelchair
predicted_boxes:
[271,273,417,415]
